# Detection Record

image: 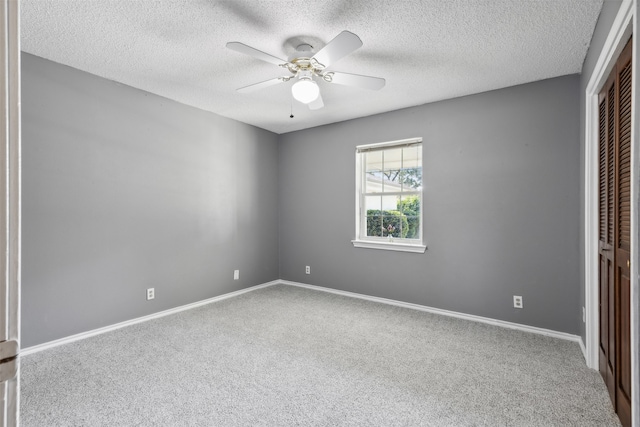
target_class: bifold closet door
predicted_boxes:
[598,69,616,405]
[598,37,632,427]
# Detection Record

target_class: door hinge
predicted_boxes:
[0,340,19,383]
[0,340,18,362]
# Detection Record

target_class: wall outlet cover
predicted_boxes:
[305,266,310,274]
[146,288,155,300]
[513,295,523,309]
[234,270,239,280]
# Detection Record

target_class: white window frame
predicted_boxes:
[352,137,426,253]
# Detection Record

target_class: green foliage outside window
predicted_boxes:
[366,196,420,239]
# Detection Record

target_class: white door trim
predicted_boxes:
[0,0,21,425]
[584,0,638,423]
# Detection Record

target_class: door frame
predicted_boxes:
[1,0,21,425]
[584,0,638,423]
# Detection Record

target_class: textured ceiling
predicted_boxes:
[21,0,603,134]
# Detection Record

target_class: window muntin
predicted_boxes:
[355,138,424,251]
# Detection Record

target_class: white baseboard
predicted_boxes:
[279,280,582,344]
[21,280,279,356]
[579,337,587,362]
[21,278,582,356]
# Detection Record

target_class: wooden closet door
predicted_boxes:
[614,38,632,427]
[598,37,632,427]
[598,73,616,401]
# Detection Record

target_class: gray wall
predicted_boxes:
[578,0,623,343]
[21,53,280,347]
[279,75,581,334]
[22,47,590,346]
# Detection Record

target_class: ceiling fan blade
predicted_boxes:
[226,42,287,66]
[311,31,362,68]
[308,93,324,110]
[327,71,385,90]
[237,77,287,93]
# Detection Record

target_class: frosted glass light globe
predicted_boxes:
[291,79,320,104]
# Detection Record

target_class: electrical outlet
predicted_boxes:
[146,288,155,301]
[583,307,586,323]
[305,266,310,274]
[513,295,523,309]
[234,270,239,280]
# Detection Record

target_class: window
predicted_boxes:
[352,138,426,253]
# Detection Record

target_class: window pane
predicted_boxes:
[399,195,420,215]
[397,195,419,239]
[365,196,382,236]
[365,151,383,173]
[402,145,421,169]
[401,145,422,191]
[384,148,402,170]
[365,195,381,211]
[381,194,399,211]
[400,168,422,191]
[366,214,383,237]
[382,169,402,192]
[365,151,384,193]
[404,215,420,239]
[382,148,402,193]
[382,213,406,238]
[365,171,384,193]
[382,194,403,237]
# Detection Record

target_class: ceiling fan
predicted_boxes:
[226,31,385,110]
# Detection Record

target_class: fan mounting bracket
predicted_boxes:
[284,57,328,82]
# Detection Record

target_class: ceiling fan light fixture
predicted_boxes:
[228,31,384,112]
[291,78,320,104]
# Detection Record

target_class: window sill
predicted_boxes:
[351,239,427,253]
